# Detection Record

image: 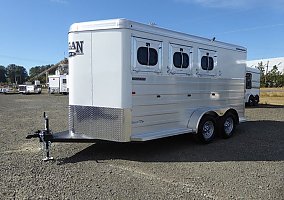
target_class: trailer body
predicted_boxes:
[48,75,60,93]
[48,74,68,94]
[18,81,41,94]
[245,67,260,106]
[59,75,69,94]
[66,19,246,143]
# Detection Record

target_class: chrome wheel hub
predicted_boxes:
[224,117,234,134]
[202,121,214,139]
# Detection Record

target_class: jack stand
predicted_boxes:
[42,141,53,161]
[40,112,54,161]
[26,112,55,161]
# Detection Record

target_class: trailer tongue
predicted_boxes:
[26,112,98,161]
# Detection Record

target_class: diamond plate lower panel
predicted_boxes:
[69,105,128,142]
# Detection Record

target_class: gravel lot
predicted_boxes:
[0,93,283,199]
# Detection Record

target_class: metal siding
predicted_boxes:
[131,76,245,136]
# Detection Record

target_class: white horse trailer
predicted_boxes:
[27,19,247,160]
[245,67,260,106]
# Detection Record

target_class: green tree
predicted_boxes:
[29,66,42,78]
[29,64,55,83]
[0,65,7,83]
[266,65,284,87]
[279,72,284,87]
[6,64,28,84]
[257,61,266,87]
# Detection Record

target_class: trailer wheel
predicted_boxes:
[197,115,216,144]
[219,113,236,139]
[248,95,254,106]
[253,95,259,106]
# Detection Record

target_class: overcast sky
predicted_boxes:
[0,0,283,70]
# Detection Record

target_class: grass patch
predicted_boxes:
[260,88,284,97]
[261,92,284,97]
[260,88,284,105]
[260,97,284,105]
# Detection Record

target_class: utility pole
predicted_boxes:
[264,61,269,86]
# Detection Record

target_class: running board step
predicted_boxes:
[131,128,193,141]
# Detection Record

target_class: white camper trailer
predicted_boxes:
[48,75,60,93]
[48,74,69,94]
[27,19,247,160]
[60,75,69,94]
[245,67,260,106]
[18,81,41,94]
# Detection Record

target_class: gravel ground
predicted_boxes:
[0,93,283,199]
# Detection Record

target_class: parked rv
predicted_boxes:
[245,67,260,106]
[48,74,69,94]
[27,19,247,160]
[2,87,18,94]
[18,81,41,94]
[0,88,8,93]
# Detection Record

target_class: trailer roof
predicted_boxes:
[246,66,261,73]
[69,18,246,51]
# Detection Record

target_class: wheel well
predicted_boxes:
[190,109,239,133]
[204,111,218,119]
[224,109,239,124]
[245,94,251,102]
[204,110,239,124]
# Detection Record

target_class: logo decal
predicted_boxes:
[68,41,84,57]
[132,120,144,124]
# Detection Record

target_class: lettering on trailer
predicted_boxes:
[69,41,84,57]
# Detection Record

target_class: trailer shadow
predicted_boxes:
[57,120,284,165]
[246,104,284,109]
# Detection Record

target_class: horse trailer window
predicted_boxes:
[173,52,182,68]
[132,37,162,73]
[148,48,158,66]
[169,44,192,75]
[201,56,214,70]
[173,52,189,68]
[137,47,158,66]
[246,73,252,89]
[63,79,67,84]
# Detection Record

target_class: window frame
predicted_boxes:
[132,37,162,73]
[198,48,217,76]
[246,73,252,89]
[169,43,192,75]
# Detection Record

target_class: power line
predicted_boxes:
[0,54,53,64]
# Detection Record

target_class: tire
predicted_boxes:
[248,95,254,106]
[253,95,259,106]
[219,113,236,139]
[197,115,216,144]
